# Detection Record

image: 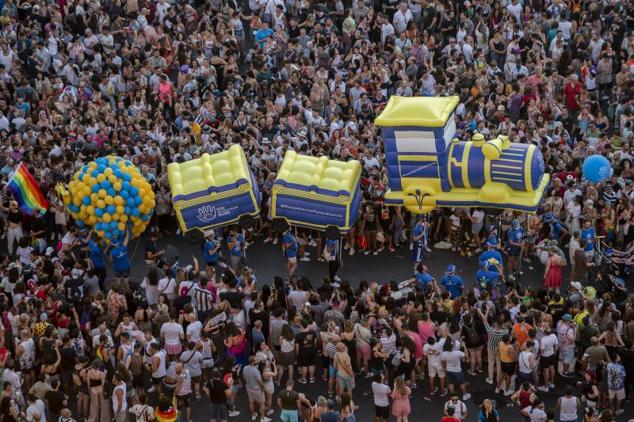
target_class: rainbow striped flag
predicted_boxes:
[6,163,49,216]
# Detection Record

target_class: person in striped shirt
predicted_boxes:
[477,306,509,387]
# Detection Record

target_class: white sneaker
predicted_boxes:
[147,386,156,393]
[304,251,311,256]
[272,239,278,245]
[266,409,274,416]
[300,256,310,262]
[462,393,471,401]
[261,417,272,422]
[349,248,355,256]
[264,237,272,244]
[309,240,317,247]
[537,386,549,392]
[251,414,257,421]
[504,389,514,396]
[485,378,494,385]
[229,410,240,417]
[334,275,341,282]
[373,250,378,255]
[364,250,370,255]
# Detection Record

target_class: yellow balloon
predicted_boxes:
[88,162,97,169]
[102,214,112,223]
[112,213,120,221]
[86,205,95,215]
[118,223,126,231]
[96,174,106,183]
[108,175,117,184]
[89,216,97,225]
[82,174,90,183]
[96,200,105,209]
[105,196,114,205]
[116,205,124,214]
[98,190,107,199]
[73,197,82,206]
[104,168,113,177]
[90,193,99,202]
[113,182,122,192]
[89,177,97,186]
[83,186,91,196]
[120,214,128,223]
[114,196,123,205]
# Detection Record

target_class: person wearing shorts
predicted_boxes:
[282,228,299,279]
[423,337,447,396]
[243,356,270,421]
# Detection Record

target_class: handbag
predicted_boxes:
[376,231,385,243]
[391,350,403,367]
[356,235,368,250]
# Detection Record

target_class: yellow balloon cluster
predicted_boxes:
[64,156,155,241]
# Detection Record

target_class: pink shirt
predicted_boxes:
[418,320,435,346]
[407,331,424,359]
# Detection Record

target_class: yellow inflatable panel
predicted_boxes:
[374,96,460,127]
[167,145,260,232]
[271,151,362,232]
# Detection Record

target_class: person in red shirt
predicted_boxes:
[563,74,583,113]
[440,406,461,422]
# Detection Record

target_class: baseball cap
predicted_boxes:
[562,313,572,322]
[446,264,456,273]
[487,236,497,247]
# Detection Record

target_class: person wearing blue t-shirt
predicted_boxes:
[227,226,246,272]
[411,216,428,270]
[108,230,130,279]
[479,236,504,276]
[506,219,524,280]
[580,219,596,258]
[88,233,107,289]
[543,212,568,241]
[324,237,341,283]
[409,263,439,293]
[475,261,502,298]
[282,228,299,278]
[254,22,274,48]
[203,230,222,269]
[440,264,463,299]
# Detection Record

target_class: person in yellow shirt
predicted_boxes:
[498,334,517,396]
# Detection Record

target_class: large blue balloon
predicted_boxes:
[582,155,612,183]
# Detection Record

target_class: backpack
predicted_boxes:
[467,323,480,345]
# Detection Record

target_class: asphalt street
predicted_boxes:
[113,233,634,422]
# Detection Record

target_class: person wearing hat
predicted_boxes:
[88,232,107,290]
[542,212,568,242]
[107,230,131,281]
[556,314,577,377]
[475,260,503,299]
[479,236,504,276]
[506,219,524,281]
[440,264,463,300]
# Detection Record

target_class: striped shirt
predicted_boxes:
[175,369,193,396]
[192,286,214,313]
[484,323,509,352]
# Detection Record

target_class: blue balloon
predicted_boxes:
[132,209,140,217]
[104,231,112,239]
[91,170,99,177]
[92,184,100,193]
[82,196,91,205]
[127,197,136,206]
[141,214,149,221]
[69,204,79,212]
[107,188,116,196]
[114,170,123,179]
[130,187,139,196]
[95,208,104,217]
[77,220,85,228]
[113,229,120,237]
[110,221,118,229]
[120,190,129,199]
[122,173,132,182]
[122,181,131,191]
[106,205,115,214]
[582,155,612,183]
[124,206,131,214]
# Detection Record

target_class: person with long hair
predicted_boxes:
[391,376,411,422]
[479,399,499,422]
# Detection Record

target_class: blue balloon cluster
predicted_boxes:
[582,154,612,184]
[65,156,155,241]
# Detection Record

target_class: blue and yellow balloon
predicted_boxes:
[64,155,155,242]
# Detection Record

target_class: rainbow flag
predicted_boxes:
[6,163,49,216]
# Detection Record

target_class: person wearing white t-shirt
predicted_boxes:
[423,336,447,396]
[160,314,185,358]
[380,15,395,45]
[186,319,203,343]
[371,373,391,422]
[392,2,412,34]
[521,399,548,422]
[444,396,468,420]
[538,329,558,392]
[441,341,471,401]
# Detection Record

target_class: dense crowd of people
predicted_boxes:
[1,0,634,421]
